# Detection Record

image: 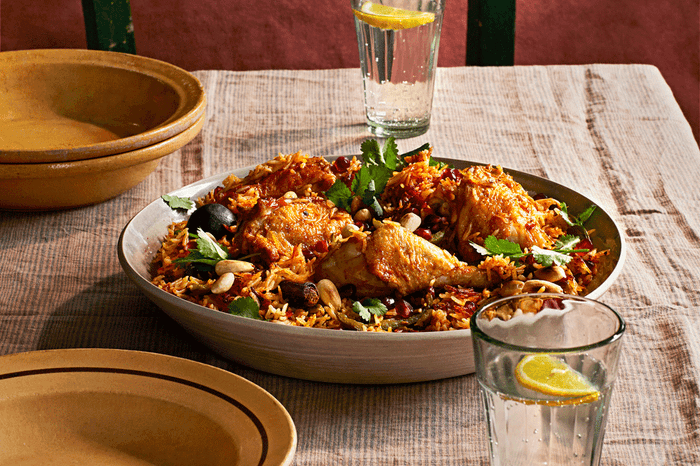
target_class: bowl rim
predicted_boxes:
[0,114,205,179]
[118,156,627,343]
[0,49,206,163]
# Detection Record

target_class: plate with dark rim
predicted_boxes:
[0,349,296,465]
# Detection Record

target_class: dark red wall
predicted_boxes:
[2,0,697,142]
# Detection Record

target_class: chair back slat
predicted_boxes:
[82,0,136,54]
[467,0,515,66]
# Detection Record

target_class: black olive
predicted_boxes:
[187,203,236,238]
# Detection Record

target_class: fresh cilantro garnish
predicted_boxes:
[351,163,393,216]
[400,142,430,160]
[470,234,590,267]
[361,138,400,170]
[530,246,575,267]
[173,228,230,267]
[558,202,596,227]
[471,236,527,259]
[194,228,228,261]
[353,298,388,322]
[228,297,262,320]
[324,181,354,211]
[161,194,194,210]
[325,138,435,216]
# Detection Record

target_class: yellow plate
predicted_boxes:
[0,49,206,163]
[0,349,296,465]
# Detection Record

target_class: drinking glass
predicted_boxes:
[470,293,625,466]
[351,0,447,138]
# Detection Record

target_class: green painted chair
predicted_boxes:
[81,0,513,64]
[466,0,515,66]
[81,0,136,54]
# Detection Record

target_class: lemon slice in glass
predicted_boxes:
[353,1,435,30]
[515,354,600,403]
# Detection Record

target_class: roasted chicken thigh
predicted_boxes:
[318,221,493,297]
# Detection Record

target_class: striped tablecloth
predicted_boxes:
[2,65,699,465]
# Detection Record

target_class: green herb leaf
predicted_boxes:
[195,228,229,261]
[162,194,194,210]
[577,205,597,224]
[228,297,262,320]
[353,298,388,322]
[173,229,230,269]
[553,235,581,250]
[382,138,399,170]
[325,179,354,211]
[471,234,589,267]
[400,142,431,160]
[531,246,574,267]
[558,202,575,226]
[172,251,219,267]
[360,139,382,165]
[483,235,526,257]
[325,138,434,215]
[558,202,596,227]
[350,163,392,217]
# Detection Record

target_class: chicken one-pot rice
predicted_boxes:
[151,142,609,331]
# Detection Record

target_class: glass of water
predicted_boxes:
[351,0,447,138]
[470,293,625,466]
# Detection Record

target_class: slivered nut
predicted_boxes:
[215,260,255,275]
[211,272,235,294]
[534,265,567,283]
[350,196,362,214]
[399,212,422,232]
[341,224,360,238]
[522,279,563,294]
[499,280,525,297]
[317,279,342,310]
[353,208,372,223]
[283,191,298,199]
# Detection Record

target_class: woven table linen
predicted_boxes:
[1,65,699,465]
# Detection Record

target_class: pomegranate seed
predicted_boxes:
[333,156,351,172]
[396,299,413,318]
[414,228,432,241]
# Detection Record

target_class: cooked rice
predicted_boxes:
[151,150,609,332]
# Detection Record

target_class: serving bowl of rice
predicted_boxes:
[118,149,625,384]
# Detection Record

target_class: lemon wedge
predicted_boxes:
[353,2,435,30]
[515,354,600,404]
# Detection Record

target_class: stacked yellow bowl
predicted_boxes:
[0,49,206,211]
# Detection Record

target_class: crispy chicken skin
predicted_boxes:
[454,165,555,260]
[318,221,493,297]
[237,197,353,264]
[216,153,340,213]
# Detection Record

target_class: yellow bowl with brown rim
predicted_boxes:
[0,115,204,211]
[0,49,205,163]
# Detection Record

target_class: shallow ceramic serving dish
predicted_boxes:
[0,348,296,465]
[118,157,626,384]
[0,114,204,211]
[0,49,206,163]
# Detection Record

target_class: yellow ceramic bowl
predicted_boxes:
[0,115,204,211]
[0,49,206,163]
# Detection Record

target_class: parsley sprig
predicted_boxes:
[162,194,194,210]
[558,202,596,227]
[228,296,262,320]
[353,297,388,322]
[173,228,230,267]
[470,234,590,267]
[325,138,437,217]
